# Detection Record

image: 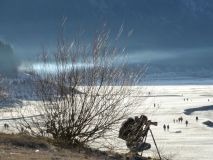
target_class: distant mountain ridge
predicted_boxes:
[0,41,18,77]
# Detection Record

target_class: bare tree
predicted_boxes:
[14,26,145,146]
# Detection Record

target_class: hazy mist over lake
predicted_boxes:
[1,0,213,84]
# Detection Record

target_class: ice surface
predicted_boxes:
[101,85,213,160]
[1,85,213,159]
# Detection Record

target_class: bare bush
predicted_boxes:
[14,26,145,146]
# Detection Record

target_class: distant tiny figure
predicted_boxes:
[167,125,170,131]
[187,98,189,101]
[4,123,9,130]
[148,92,151,96]
[21,127,24,133]
[184,98,185,101]
[185,120,188,127]
[178,117,183,123]
[163,124,166,131]
[173,119,175,123]
[196,116,198,121]
[180,116,183,123]
[154,103,156,107]
[208,99,210,102]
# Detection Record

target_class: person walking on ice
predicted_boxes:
[163,124,166,131]
[185,120,188,127]
[167,125,170,131]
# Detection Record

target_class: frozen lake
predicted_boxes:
[111,85,213,160]
[1,85,213,159]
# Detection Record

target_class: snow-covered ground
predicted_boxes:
[114,85,213,160]
[1,85,213,159]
